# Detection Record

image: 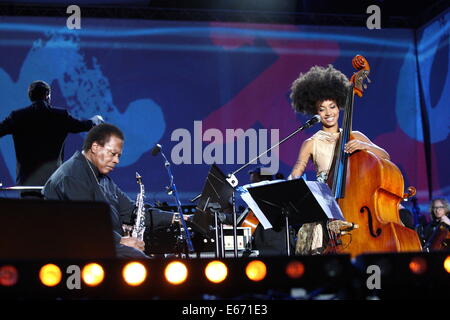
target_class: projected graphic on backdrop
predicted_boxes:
[0,32,165,168]
[0,14,448,205]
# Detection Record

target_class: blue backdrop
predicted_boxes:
[0,10,448,211]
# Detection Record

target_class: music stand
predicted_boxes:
[246,178,343,256]
[192,164,235,257]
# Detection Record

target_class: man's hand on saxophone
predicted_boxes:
[120,236,145,252]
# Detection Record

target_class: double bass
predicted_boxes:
[326,55,422,257]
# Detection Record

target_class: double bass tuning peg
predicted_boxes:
[362,73,371,89]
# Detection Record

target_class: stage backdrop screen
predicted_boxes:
[0,12,448,208]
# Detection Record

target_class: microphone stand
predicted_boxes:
[224,115,321,258]
[158,147,195,256]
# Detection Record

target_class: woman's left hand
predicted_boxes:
[344,139,369,154]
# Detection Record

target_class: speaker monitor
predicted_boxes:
[0,198,115,259]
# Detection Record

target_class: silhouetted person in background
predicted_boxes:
[0,80,103,189]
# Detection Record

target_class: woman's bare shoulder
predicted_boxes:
[351,130,371,142]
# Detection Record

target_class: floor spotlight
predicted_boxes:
[286,260,305,279]
[165,261,188,285]
[205,261,228,284]
[245,260,267,282]
[444,256,450,274]
[122,262,147,286]
[409,257,427,275]
[39,264,62,287]
[0,265,18,287]
[82,263,105,287]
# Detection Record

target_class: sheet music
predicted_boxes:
[237,180,284,230]
[238,179,345,229]
[305,180,345,220]
[0,186,44,190]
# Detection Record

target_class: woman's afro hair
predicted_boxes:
[290,65,350,115]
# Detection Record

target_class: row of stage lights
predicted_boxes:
[0,259,306,288]
[1,254,449,298]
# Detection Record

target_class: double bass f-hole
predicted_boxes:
[360,206,382,238]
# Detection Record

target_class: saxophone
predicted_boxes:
[125,172,146,241]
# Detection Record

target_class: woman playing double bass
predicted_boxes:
[288,62,421,256]
[288,65,390,255]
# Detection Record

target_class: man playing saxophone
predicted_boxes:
[42,123,177,258]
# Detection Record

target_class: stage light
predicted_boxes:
[285,261,305,279]
[165,261,188,285]
[39,264,62,287]
[409,257,427,275]
[0,265,18,287]
[324,259,343,277]
[205,261,228,284]
[245,260,267,282]
[122,262,147,286]
[444,256,450,274]
[82,263,105,287]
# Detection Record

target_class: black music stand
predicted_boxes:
[246,178,337,256]
[191,164,235,257]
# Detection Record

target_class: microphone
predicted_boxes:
[339,222,359,235]
[190,193,202,203]
[341,222,359,231]
[151,144,162,156]
[328,220,359,236]
[302,115,321,129]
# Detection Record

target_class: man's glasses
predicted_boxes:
[432,206,445,209]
